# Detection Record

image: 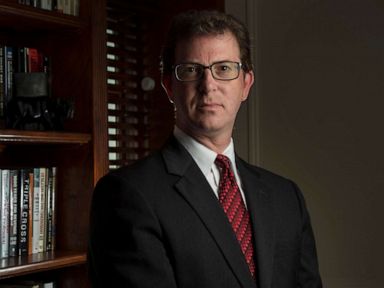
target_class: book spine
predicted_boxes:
[56,0,64,13]
[1,170,10,258]
[28,170,34,254]
[9,170,19,257]
[74,0,79,16]
[41,0,53,10]
[28,48,39,73]
[63,0,70,15]
[0,169,2,257]
[38,167,47,252]
[46,167,56,251]
[47,0,53,10]
[32,168,41,254]
[69,0,76,16]
[18,169,31,255]
[17,47,27,73]
[4,46,13,126]
[0,280,44,287]
[25,47,29,72]
[43,281,55,288]
[46,167,52,251]
[41,0,47,9]
[0,46,4,118]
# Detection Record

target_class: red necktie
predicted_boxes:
[215,154,256,278]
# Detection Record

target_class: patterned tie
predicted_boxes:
[215,154,256,278]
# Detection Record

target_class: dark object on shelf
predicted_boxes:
[14,72,48,98]
[6,73,74,131]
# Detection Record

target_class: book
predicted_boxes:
[56,0,64,13]
[9,170,20,257]
[46,167,56,251]
[19,168,32,255]
[44,282,55,288]
[17,47,28,73]
[3,46,13,126]
[0,170,1,256]
[0,169,10,258]
[68,0,78,16]
[38,167,47,252]
[73,0,79,16]
[32,168,41,254]
[27,48,40,73]
[0,285,40,288]
[41,0,53,10]
[0,45,4,117]
[0,280,42,287]
[28,171,34,254]
[0,280,55,287]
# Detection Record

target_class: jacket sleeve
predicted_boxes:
[87,173,178,288]
[292,182,323,288]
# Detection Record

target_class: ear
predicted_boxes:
[241,70,255,101]
[161,74,174,103]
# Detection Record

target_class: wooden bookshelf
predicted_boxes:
[0,130,91,144]
[0,0,108,287]
[0,2,86,31]
[0,251,86,279]
[0,0,225,286]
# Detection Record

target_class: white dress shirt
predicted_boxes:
[174,127,248,206]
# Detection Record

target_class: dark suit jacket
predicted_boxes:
[88,136,322,288]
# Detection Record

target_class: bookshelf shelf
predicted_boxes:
[0,2,86,32]
[0,130,91,145]
[0,251,86,279]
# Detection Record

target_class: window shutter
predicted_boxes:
[106,1,156,169]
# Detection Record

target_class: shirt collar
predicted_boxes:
[173,126,237,176]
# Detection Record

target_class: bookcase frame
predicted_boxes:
[0,0,108,287]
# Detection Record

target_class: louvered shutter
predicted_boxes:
[106,1,155,169]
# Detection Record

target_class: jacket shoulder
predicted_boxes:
[237,157,292,185]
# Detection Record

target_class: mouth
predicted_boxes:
[197,103,223,112]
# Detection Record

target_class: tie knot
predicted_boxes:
[215,154,231,170]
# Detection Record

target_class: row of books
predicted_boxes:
[0,45,49,118]
[18,0,80,16]
[0,167,56,259]
[0,280,55,287]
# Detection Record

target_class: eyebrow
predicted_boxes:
[176,60,239,65]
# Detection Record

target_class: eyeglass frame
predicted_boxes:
[172,61,243,82]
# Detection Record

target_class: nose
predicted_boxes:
[198,67,217,94]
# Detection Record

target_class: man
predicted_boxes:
[88,10,322,288]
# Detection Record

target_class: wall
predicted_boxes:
[227,0,384,287]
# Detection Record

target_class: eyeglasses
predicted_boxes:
[173,61,242,82]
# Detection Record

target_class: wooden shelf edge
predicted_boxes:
[0,2,86,30]
[0,130,92,145]
[0,251,87,279]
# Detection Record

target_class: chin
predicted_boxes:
[197,123,223,134]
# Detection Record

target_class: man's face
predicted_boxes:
[163,31,254,140]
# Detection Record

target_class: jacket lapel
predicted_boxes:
[162,137,257,288]
[237,158,275,288]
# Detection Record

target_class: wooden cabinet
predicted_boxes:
[0,0,226,286]
[0,0,108,287]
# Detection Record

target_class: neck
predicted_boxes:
[176,125,232,154]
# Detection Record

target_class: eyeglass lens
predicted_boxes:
[175,61,240,81]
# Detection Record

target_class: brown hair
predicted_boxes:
[160,10,253,75]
